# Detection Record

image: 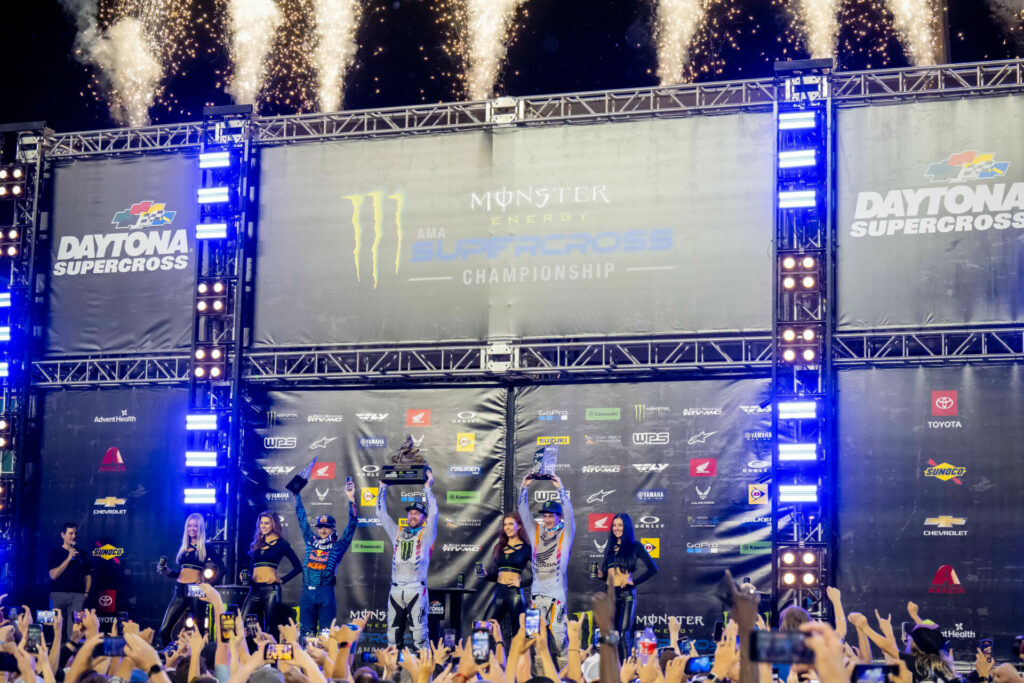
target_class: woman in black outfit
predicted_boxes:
[480,514,531,637]
[241,511,302,632]
[596,513,657,659]
[157,513,224,646]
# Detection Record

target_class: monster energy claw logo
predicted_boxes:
[344,191,405,289]
[400,538,414,561]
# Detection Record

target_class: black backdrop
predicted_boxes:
[836,366,1024,655]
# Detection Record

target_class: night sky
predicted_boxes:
[2,0,1022,133]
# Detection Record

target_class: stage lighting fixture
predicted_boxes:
[5,247,15,257]
[779,190,816,209]
[802,256,815,268]
[802,349,816,362]
[781,551,796,565]
[782,276,796,290]
[197,187,230,204]
[196,223,228,240]
[802,329,815,341]
[198,283,208,294]
[196,281,228,315]
[0,166,28,200]
[0,327,10,342]
[778,111,816,130]
[210,366,222,378]
[185,615,195,629]
[186,451,218,467]
[184,488,217,504]
[779,400,816,419]
[782,328,796,341]
[782,571,797,585]
[779,484,818,503]
[802,572,817,586]
[0,416,11,450]
[195,349,206,360]
[210,348,222,360]
[199,151,232,169]
[212,282,224,293]
[0,362,9,378]
[7,231,17,240]
[194,367,206,377]
[779,444,817,461]
[802,551,817,565]
[186,413,218,431]
[782,256,796,270]
[782,349,796,362]
[197,301,208,312]
[802,276,816,288]
[778,150,816,169]
[0,292,11,308]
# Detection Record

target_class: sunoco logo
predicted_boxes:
[93,544,125,560]
[344,191,404,289]
[55,201,188,277]
[924,459,965,484]
[850,152,1024,239]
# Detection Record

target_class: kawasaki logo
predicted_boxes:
[447,491,481,504]
[352,541,385,553]
[585,408,621,421]
[344,191,404,289]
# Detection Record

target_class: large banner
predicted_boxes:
[837,96,1024,329]
[32,387,189,627]
[254,115,774,345]
[247,388,506,644]
[836,366,1024,654]
[513,379,773,648]
[47,157,197,353]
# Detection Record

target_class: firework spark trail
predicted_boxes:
[885,0,941,65]
[796,0,841,58]
[226,0,283,105]
[313,0,362,112]
[987,0,1024,44]
[654,0,706,86]
[88,18,162,126]
[465,0,525,100]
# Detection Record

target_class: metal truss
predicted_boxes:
[833,325,1024,365]
[32,353,191,387]
[243,333,775,384]
[44,58,1024,158]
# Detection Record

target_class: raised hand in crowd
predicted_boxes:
[801,621,846,683]
[826,586,847,641]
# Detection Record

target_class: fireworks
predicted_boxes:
[61,0,198,126]
[313,0,363,112]
[885,0,941,65]
[653,0,743,84]
[225,0,284,106]
[986,0,1024,46]
[795,0,841,59]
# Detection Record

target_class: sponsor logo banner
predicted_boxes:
[93,544,125,560]
[360,436,387,448]
[748,483,769,504]
[586,490,615,503]
[94,410,136,424]
[633,464,669,473]
[640,537,660,558]
[588,513,614,531]
[449,465,482,476]
[441,543,481,552]
[537,436,570,445]
[311,463,336,479]
[353,541,385,553]
[356,412,389,422]
[307,414,344,423]
[929,564,966,594]
[539,410,568,421]
[406,410,431,426]
[447,490,481,504]
[740,541,772,555]
[456,433,475,452]
[584,434,622,446]
[310,436,337,449]
[689,458,717,477]
[687,431,717,445]
[632,432,670,445]
[581,465,621,473]
[633,405,670,422]
[263,466,295,475]
[924,459,965,484]
[93,497,127,515]
[686,542,719,554]
[924,515,967,536]
[931,390,958,416]
[100,447,127,472]
[635,489,666,503]
[585,408,621,421]
[264,437,297,450]
[360,487,379,507]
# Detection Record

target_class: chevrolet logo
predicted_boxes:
[924,515,965,528]
[95,497,126,508]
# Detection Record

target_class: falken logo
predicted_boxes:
[112,201,176,228]
[924,459,965,484]
[55,201,188,277]
[632,432,669,445]
[357,516,381,527]
[264,437,297,449]
[632,464,669,473]
[356,412,389,422]
[449,466,481,476]
[925,151,1009,183]
[344,191,404,289]
[360,437,387,448]
[442,543,481,553]
[263,466,295,475]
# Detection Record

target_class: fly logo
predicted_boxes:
[632,464,669,473]
[344,191,405,289]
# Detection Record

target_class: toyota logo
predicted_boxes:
[935,396,954,410]
[98,595,113,607]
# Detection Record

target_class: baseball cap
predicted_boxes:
[315,514,336,528]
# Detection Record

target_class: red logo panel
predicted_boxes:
[931,391,957,416]
[588,513,614,532]
[689,458,717,477]
[311,463,336,479]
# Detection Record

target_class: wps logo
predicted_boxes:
[632,432,669,445]
[112,201,176,228]
[264,437,297,449]
[344,191,405,289]
[925,151,1009,183]
[640,538,660,558]
[589,513,614,532]
[931,391,957,416]
[929,564,966,594]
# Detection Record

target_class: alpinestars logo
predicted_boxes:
[345,191,404,289]
[687,431,717,445]
[929,564,966,594]
[586,490,615,503]
[55,201,188,277]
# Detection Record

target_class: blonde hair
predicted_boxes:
[176,513,207,564]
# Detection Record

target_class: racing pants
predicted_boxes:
[532,594,568,667]
[613,588,638,661]
[387,583,428,651]
[299,584,337,637]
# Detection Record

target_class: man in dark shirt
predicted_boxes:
[48,522,91,638]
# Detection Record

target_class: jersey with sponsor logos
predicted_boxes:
[295,491,357,587]
[518,484,575,599]
[377,485,438,586]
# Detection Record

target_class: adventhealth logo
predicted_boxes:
[447,491,481,504]
[344,191,404,289]
[585,408,621,421]
[353,541,385,553]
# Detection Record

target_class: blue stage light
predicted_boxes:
[778,400,816,419]
[184,488,217,504]
[778,111,816,130]
[779,444,818,461]
[778,150,817,168]
[196,223,228,240]
[186,413,218,431]
[779,484,818,503]
[185,451,218,467]
[0,293,10,308]
[199,152,232,169]
[778,190,816,208]
[197,187,230,204]
[0,363,9,378]
[0,328,10,342]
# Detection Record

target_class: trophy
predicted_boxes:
[380,435,430,484]
[286,457,316,494]
[527,445,558,480]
